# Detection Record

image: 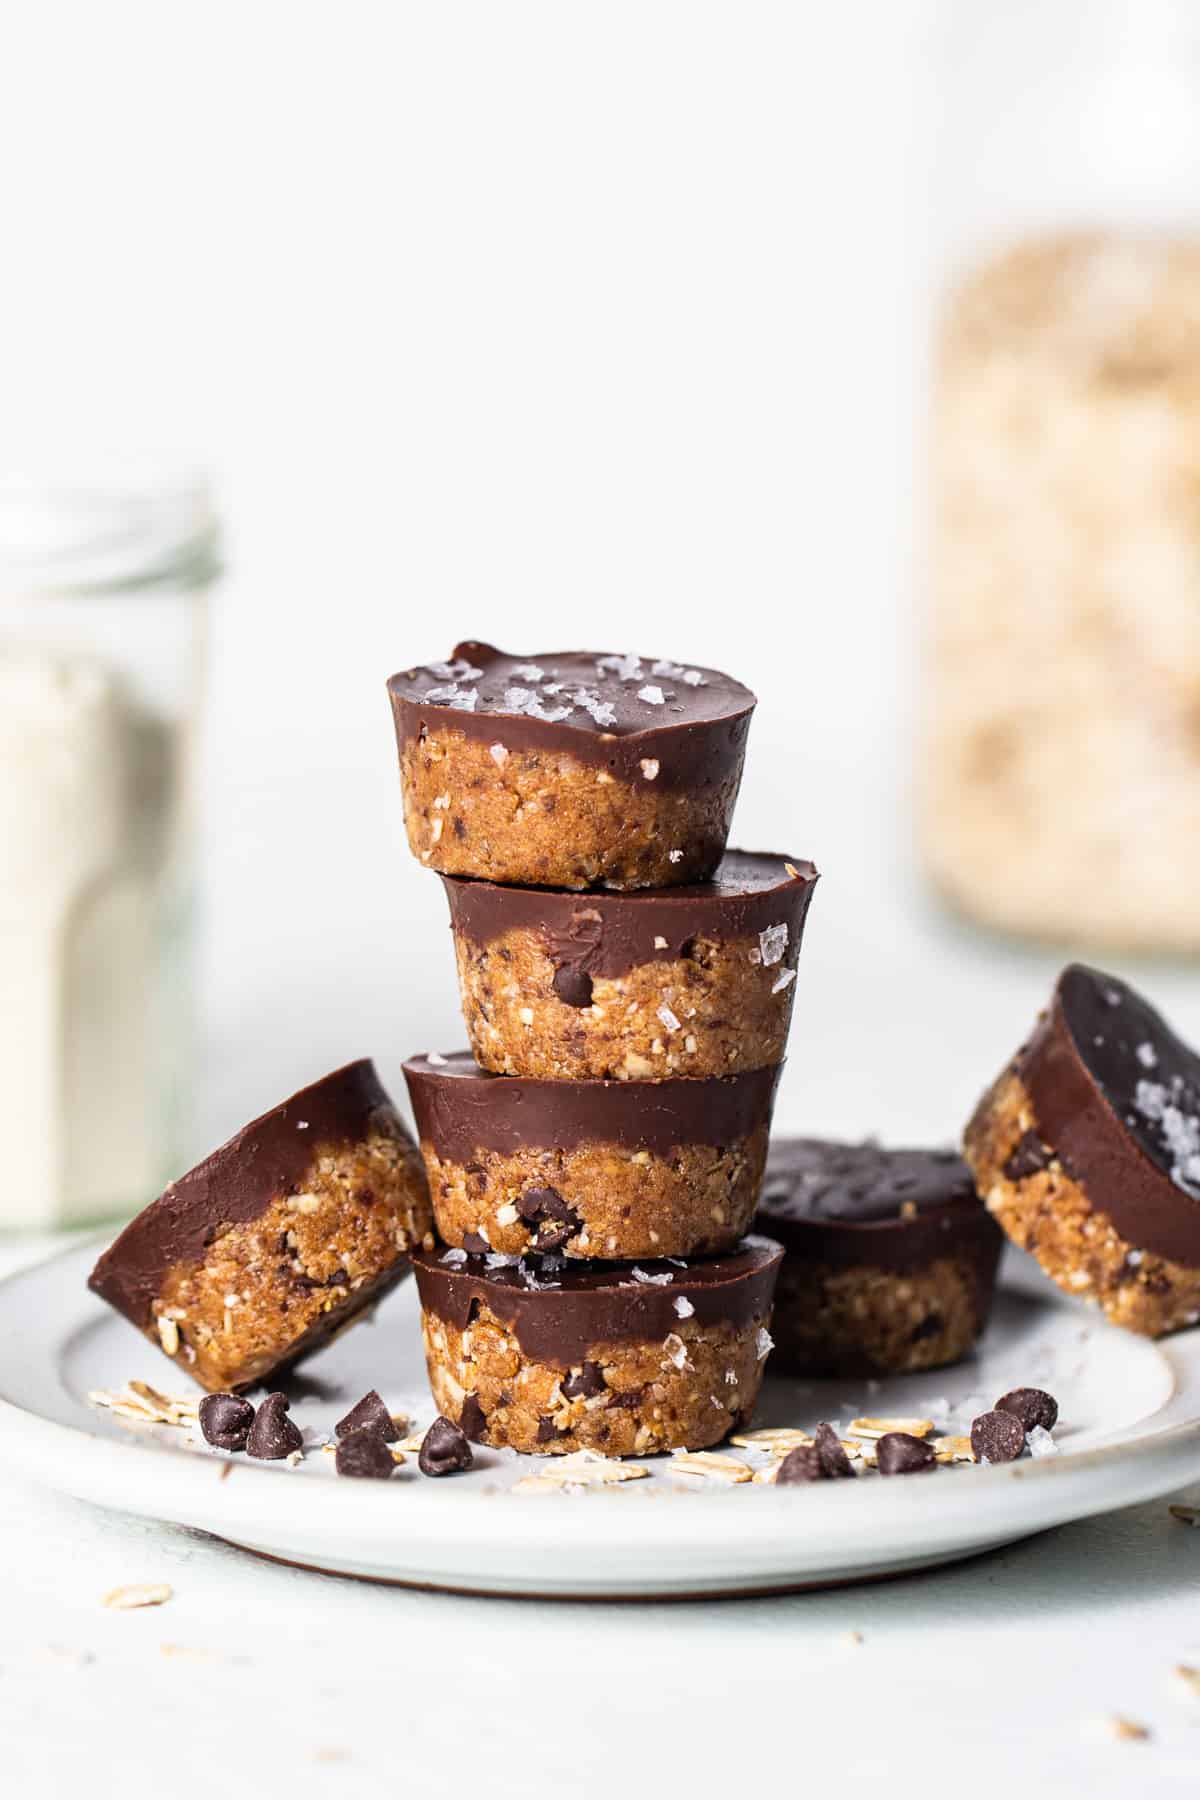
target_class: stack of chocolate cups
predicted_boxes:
[387,643,818,1456]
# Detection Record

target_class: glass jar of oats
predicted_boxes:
[920,3,1200,951]
[0,466,219,1228]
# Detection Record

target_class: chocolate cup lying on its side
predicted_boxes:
[88,1060,433,1392]
[965,962,1200,1338]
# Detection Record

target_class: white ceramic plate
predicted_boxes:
[3,1239,1200,1598]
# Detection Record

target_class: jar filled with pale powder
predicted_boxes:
[0,468,219,1227]
[920,3,1200,951]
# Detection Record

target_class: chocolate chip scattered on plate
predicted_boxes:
[335,1389,399,1442]
[876,1432,937,1476]
[245,1392,303,1461]
[813,1421,856,1480]
[775,1445,825,1484]
[335,1428,396,1480]
[994,1387,1058,1433]
[418,1416,474,1477]
[198,1392,255,1452]
[970,1409,1027,1465]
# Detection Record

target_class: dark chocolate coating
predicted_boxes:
[88,1060,406,1328]
[403,1053,781,1161]
[387,642,756,792]
[755,1137,1003,1284]
[1015,963,1200,1268]
[441,850,819,980]
[412,1237,783,1365]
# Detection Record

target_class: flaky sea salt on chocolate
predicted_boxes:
[424,685,478,710]
[425,658,483,682]
[596,653,645,683]
[759,924,788,967]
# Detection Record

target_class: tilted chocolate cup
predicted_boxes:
[441,850,818,1082]
[388,643,756,890]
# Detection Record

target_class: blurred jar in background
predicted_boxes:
[920,2,1200,950]
[0,469,218,1228]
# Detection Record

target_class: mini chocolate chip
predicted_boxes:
[910,1312,943,1343]
[971,1409,1027,1464]
[198,1392,254,1452]
[335,1428,395,1479]
[461,1231,490,1255]
[814,1421,856,1480]
[335,1389,399,1442]
[876,1432,937,1476]
[418,1415,474,1476]
[516,1185,582,1250]
[563,1361,606,1399]
[1003,1130,1054,1181]
[552,965,594,1008]
[994,1387,1059,1433]
[245,1392,303,1461]
[606,1386,645,1410]
[776,1446,825,1484]
[536,1415,565,1444]
[459,1394,488,1441]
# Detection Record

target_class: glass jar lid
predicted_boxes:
[0,462,221,599]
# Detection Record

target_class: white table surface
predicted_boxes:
[2,1236,1199,1799]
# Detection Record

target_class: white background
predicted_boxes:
[4,5,1200,1795]
[1,0,951,1153]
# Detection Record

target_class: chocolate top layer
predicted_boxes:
[387,642,756,790]
[755,1137,1002,1277]
[403,1053,781,1160]
[759,1138,977,1224]
[1019,963,1200,1268]
[411,1236,782,1364]
[89,1060,403,1327]
[441,850,819,979]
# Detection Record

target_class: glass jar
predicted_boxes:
[0,466,219,1228]
[919,1,1200,951]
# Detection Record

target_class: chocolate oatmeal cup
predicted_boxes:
[440,850,818,1081]
[756,1138,1003,1376]
[411,1236,783,1456]
[965,963,1200,1337]
[88,1061,434,1392]
[403,1052,781,1261]
[387,643,756,890]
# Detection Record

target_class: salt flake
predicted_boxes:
[424,685,478,711]
[631,1267,674,1286]
[759,923,788,967]
[637,684,665,706]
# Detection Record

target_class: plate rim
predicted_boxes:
[5,1235,1200,1591]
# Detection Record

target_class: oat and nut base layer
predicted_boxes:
[424,1129,768,1261]
[149,1128,434,1391]
[400,728,737,890]
[421,1304,769,1456]
[453,929,796,1080]
[965,1067,1200,1337]
[769,1253,991,1376]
